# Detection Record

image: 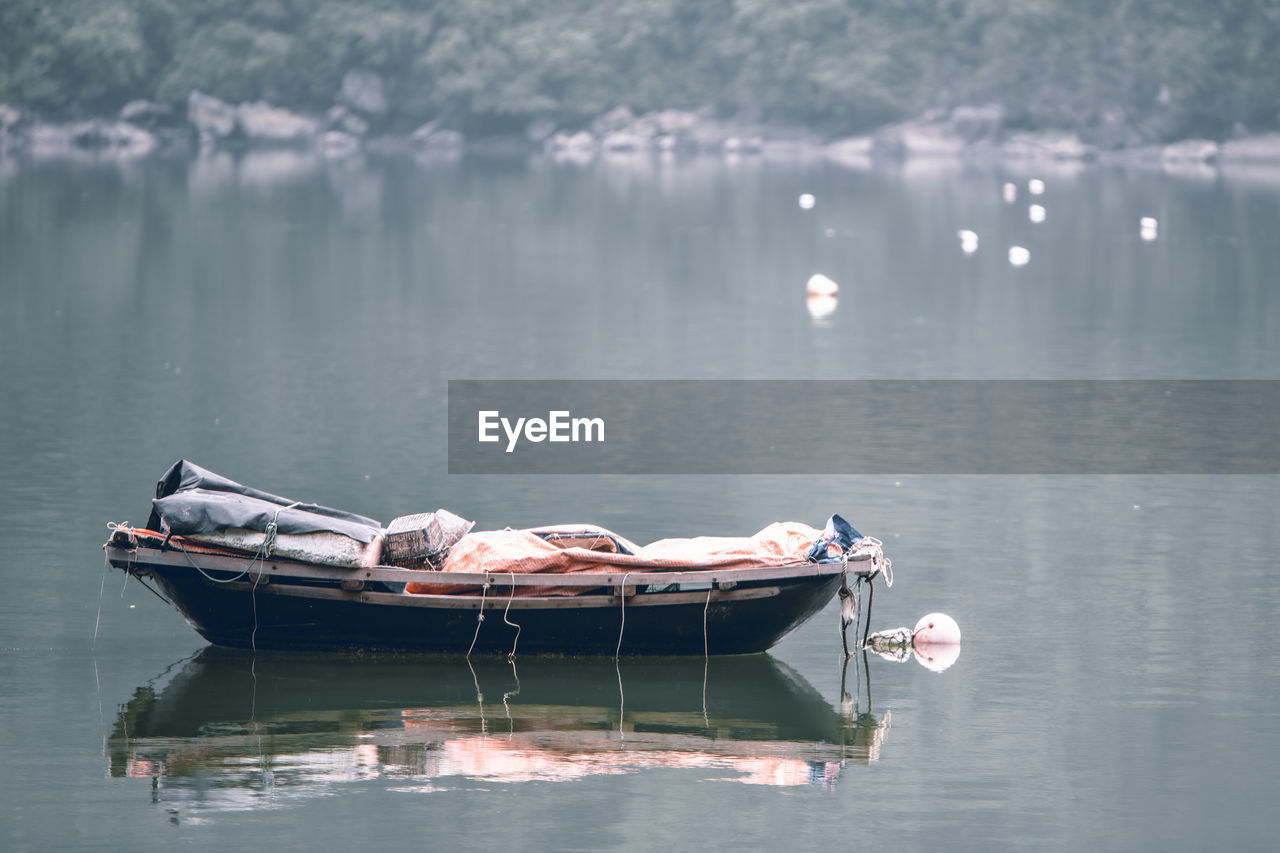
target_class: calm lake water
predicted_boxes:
[1,149,1278,851]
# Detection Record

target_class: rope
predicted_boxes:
[837,571,855,658]
[615,658,626,737]
[250,572,262,652]
[502,572,522,660]
[850,576,861,657]
[855,537,893,587]
[260,502,300,556]
[614,572,632,660]
[106,522,140,604]
[702,587,712,727]
[861,579,875,648]
[93,553,109,649]
[178,539,252,583]
[106,521,139,552]
[502,657,521,735]
[466,576,491,658]
[178,503,294,651]
[703,586,712,657]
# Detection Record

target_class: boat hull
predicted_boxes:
[138,561,843,655]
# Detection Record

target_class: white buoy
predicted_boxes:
[798,193,816,210]
[864,612,963,671]
[1028,178,1046,195]
[1029,204,1046,224]
[806,294,838,321]
[1008,246,1030,267]
[806,273,839,296]
[913,642,962,672]
[957,229,979,253]
[913,612,961,645]
[1002,182,1017,203]
[1140,216,1158,241]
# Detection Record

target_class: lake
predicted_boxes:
[1,149,1277,851]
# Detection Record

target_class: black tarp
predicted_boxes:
[146,460,383,543]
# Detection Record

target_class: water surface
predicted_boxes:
[1,151,1277,851]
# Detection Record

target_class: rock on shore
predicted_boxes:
[544,105,771,159]
[4,90,1280,170]
[190,91,319,147]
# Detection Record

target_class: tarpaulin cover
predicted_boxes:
[404,521,827,595]
[147,460,383,544]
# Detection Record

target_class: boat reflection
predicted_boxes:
[108,649,889,812]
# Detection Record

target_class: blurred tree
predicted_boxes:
[1,0,1277,139]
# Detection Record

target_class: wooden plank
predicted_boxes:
[107,544,878,588]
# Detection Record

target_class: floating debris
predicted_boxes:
[806,273,839,296]
[1028,178,1046,195]
[1002,182,1018,203]
[798,193,816,210]
[1029,204,1046,224]
[1008,246,1031,266]
[957,229,979,253]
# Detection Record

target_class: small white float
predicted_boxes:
[806,273,839,296]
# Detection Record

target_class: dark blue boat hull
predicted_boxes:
[144,566,842,655]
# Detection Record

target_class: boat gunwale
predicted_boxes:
[105,542,877,590]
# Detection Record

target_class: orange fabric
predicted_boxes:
[115,528,279,559]
[404,522,820,595]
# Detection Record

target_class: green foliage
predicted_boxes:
[155,20,294,105]
[1,0,1277,139]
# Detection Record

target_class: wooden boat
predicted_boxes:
[104,461,891,656]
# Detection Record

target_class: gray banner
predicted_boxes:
[447,380,1280,474]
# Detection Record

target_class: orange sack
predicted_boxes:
[403,522,822,595]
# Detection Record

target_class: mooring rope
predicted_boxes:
[861,577,875,648]
[169,505,300,651]
[852,576,862,654]
[702,656,710,728]
[98,522,142,647]
[502,571,522,660]
[701,586,713,727]
[615,657,626,738]
[250,572,262,652]
[703,586,712,657]
[466,576,491,658]
[837,580,855,658]
[93,554,109,649]
[615,572,633,659]
[502,657,521,736]
[855,537,893,588]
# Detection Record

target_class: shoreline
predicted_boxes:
[4,94,1280,173]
